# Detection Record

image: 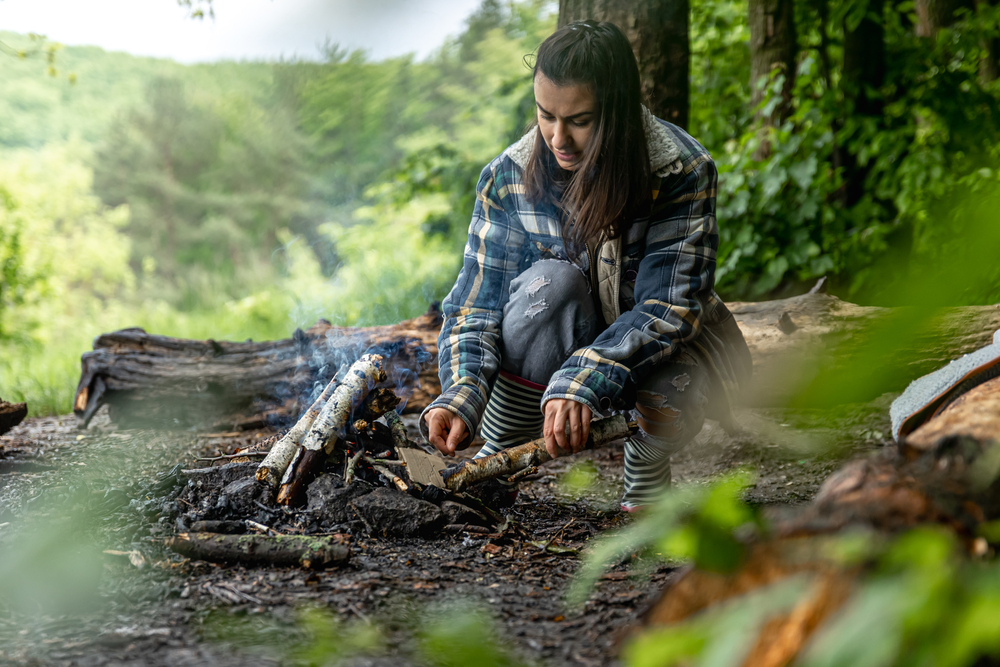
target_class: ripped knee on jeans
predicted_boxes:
[634,400,681,439]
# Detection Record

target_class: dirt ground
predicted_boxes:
[0,397,894,667]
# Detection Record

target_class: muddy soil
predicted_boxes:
[0,398,894,667]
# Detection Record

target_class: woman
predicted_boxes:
[420,20,752,510]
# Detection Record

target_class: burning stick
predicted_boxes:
[441,414,637,493]
[256,374,341,487]
[276,354,387,506]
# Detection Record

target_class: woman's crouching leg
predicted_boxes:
[622,355,709,509]
[476,260,599,459]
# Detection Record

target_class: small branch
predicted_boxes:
[372,464,409,492]
[197,452,266,462]
[245,519,283,536]
[167,532,350,569]
[363,457,405,466]
[344,449,364,485]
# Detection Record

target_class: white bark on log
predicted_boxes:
[298,354,386,458]
[255,376,340,487]
[442,414,636,492]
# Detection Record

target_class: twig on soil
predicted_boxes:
[197,452,267,462]
[246,520,283,536]
[363,457,405,466]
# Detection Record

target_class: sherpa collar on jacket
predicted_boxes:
[503,106,682,177]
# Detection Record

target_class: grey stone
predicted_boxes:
[349,487,447,537]
[306,474,374,523]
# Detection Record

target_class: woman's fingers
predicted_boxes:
[444,415,467,455]
[425,408,463,456]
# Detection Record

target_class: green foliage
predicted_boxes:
[417,601,528,667]
[698,0,1000,303]
[570,471,759,606]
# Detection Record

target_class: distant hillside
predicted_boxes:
[0,31,279,148]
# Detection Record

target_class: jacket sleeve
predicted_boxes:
[419,162,527,447]
[543,153,719,414]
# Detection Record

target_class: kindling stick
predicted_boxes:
[276,354,387,506]
[441,414,637,493]
[256,374,341,487]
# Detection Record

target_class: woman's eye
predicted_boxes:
[572,120,590,127]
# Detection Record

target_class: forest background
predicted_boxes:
[2,0,1000,416]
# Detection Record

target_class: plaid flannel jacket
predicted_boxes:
[422,116,728,447]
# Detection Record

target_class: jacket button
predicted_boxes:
[624,270,638,282]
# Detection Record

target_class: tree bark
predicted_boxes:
[638,375,1000,667]
[558,0,690,128]
[73,304,442,430]
[916,0,975,36]
[978,0,1000,82]
[841,0,886,206]
[749,0,797,158]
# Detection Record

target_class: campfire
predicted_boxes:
[166,353,637,569]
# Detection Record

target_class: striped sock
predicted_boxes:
[476,370,546,460]
[621,436,672,509]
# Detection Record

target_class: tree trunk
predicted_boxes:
[978,0,1000,82]
[638,375,1000,666]
[748,0,797,158]
[841,0,886,206]
[916,0,975,36]
[73,304,443,430]
[558,0,690,129]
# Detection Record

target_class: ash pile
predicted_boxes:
[164,354,530,570]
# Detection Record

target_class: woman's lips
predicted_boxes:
[555,150,578,162]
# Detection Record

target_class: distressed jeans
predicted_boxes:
[493,259,708,508]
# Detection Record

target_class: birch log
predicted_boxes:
[255,375,340,487]
[275,354,386,506]
[441,414,636,492]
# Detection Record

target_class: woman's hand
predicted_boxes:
[424,408,468,456]
[543,399,592,459]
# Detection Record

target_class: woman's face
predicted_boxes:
[533,73,596,172]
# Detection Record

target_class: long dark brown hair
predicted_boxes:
[523,20,651,250]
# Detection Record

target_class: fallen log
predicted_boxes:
[165,532,350,569]
[634,375,1000,667]
[72,304,442,430]
[0,399,27,436]
[727,289,1000,406]
[442,415,637,493]
[73,292,1000,429]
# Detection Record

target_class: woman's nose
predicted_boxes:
[552,121,569,149]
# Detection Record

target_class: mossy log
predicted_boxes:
[638,377,1000,667]
[73,304,442,430]
[165,532,351,569]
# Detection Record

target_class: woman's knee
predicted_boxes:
[500,260,597,381]
[633,361,709,447]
